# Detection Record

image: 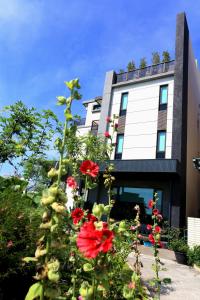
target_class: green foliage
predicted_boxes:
[162,51,171,63]
[139,57,147,69]
[152,52,160,65]
[119,69,125,74]
[0,176,42,281]
[187,245,200,267]
[0,101,61,178]
[127,60,136,72]
[169,238,188,253]
[25,282,43,300]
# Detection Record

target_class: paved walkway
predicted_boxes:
[128,246,200,300]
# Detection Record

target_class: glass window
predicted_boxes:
[157,131,166,152]
[116,135,124,153]
[111,186,163,221]
[160,85,168,105]
[120,93,128,115]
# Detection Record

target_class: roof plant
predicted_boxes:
[152,52,161,65]
[162,51,171,63]
[139,57,147,69]
[127,60,136,72]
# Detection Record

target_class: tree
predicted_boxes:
[152,52,160,65]
[119,69,125,74]
[162,51,171,63]
[127,60,136,72]
[139,57,147,69]
[0,101,61,177]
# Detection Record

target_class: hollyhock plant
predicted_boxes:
[71,208,84,224]
[154,225,161,233]
[106,116,112,123]
[87,213,98,222]
[146,224,152,231]
[153,208,159,216]
[80,160,99,178]
[66,176,78,189]
[104,131,111,138]
[77,221,114,258]
[148,199,154,209]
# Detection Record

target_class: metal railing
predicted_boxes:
[115,60,175,83]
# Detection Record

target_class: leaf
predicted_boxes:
[163,277,172,284]
[23,257,38,263]
[25,282,43,300]
[56,96,67,106]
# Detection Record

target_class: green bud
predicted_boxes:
[92,203,104,218]
[41,195,55,205]
[48,186,58,196]
[47,270,60,282]
[104,205,111,214]
[118,221,127,232]
[47,168,58,178]
[83,263,94,272]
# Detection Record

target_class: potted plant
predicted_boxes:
[169,238,188,264]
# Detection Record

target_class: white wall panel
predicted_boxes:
[111,76,174,159]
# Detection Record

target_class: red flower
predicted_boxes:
[77,221,114,258]
[71,208,84,224]
[148,199,154,209]
[87,213,98,222]
[66,176,78,189]
[104,131,111,138]
[148,234,155,244]
[106,116,112,123]
[114,123,118,129]
[153,208,159,216]
[158,241,163,248]
[154,225,161,233]
[146,224,152,231]
[80,160,99,178]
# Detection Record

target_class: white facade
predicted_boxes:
[109,76,174,159]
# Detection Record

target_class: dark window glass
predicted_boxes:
[159,85,168,110]
[115,134,124,159]
[93,104,101,111]
[156,131,166,158]
[120,93,128,116]
[111,187,163,222]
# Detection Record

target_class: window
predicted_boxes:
[111,186,163,221]
[115,134,124,159]
[159,85,168,110]
[92,103,101,111]
[156,130,166,158]
[120,93,128,116]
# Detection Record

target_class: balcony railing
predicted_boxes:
[76,118,86,126]
[115,60,175,84]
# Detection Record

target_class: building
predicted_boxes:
[77,12,200,227]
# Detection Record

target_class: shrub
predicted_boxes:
[168,238,188,253]
[187,245,200,267]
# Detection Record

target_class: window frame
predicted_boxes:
[114,134,124,160]
[120,92,128,116]
[156,130,166,158]
[159,85,168,111]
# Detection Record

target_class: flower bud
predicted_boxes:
[47,270,60,282]
[118,221,127,232]
[35,247,47,258]
[47,168,58,178]
[41,195,55,205]
[83,263,93,272]
[51,202,66,214]
[40,220,52,229]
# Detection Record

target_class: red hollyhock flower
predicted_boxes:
[71,208,84,224]
[158,241,163,248]
[80,160,99,178]
[148,234,155,244]
[106,116,112,123]
[146,224,152,231]
[77,221,114,258]
[148,199,154,209]
[153,208,159,216]
[66,176,78,189]
[87,213,98,222]
[154,225,161,233]
[104,131,111,138]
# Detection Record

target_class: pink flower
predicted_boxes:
[7,240,13,248]
[66,176,78,189]
[130,225,137,231]
[80,160,99,178]
[106,116,112,123]
[146,224,152,231]
[157,214,163,222]
[153,208,159,216]
[128,282,135,289]
[104,131,111,138]
[78,297,83,300]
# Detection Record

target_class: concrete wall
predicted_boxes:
[186,40,200,218]
[108,77,174,159]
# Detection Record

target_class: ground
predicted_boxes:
[128,246,200,300]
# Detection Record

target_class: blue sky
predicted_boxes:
[0,0,200,174]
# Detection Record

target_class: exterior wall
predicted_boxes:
[108,77,174,159]
[85,102,101,127]
[186,40,200,218]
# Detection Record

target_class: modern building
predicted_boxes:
[77,12,200,227]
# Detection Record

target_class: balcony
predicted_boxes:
[115,60,175,84]
[76,118,86,126]
[91,120,99,136]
